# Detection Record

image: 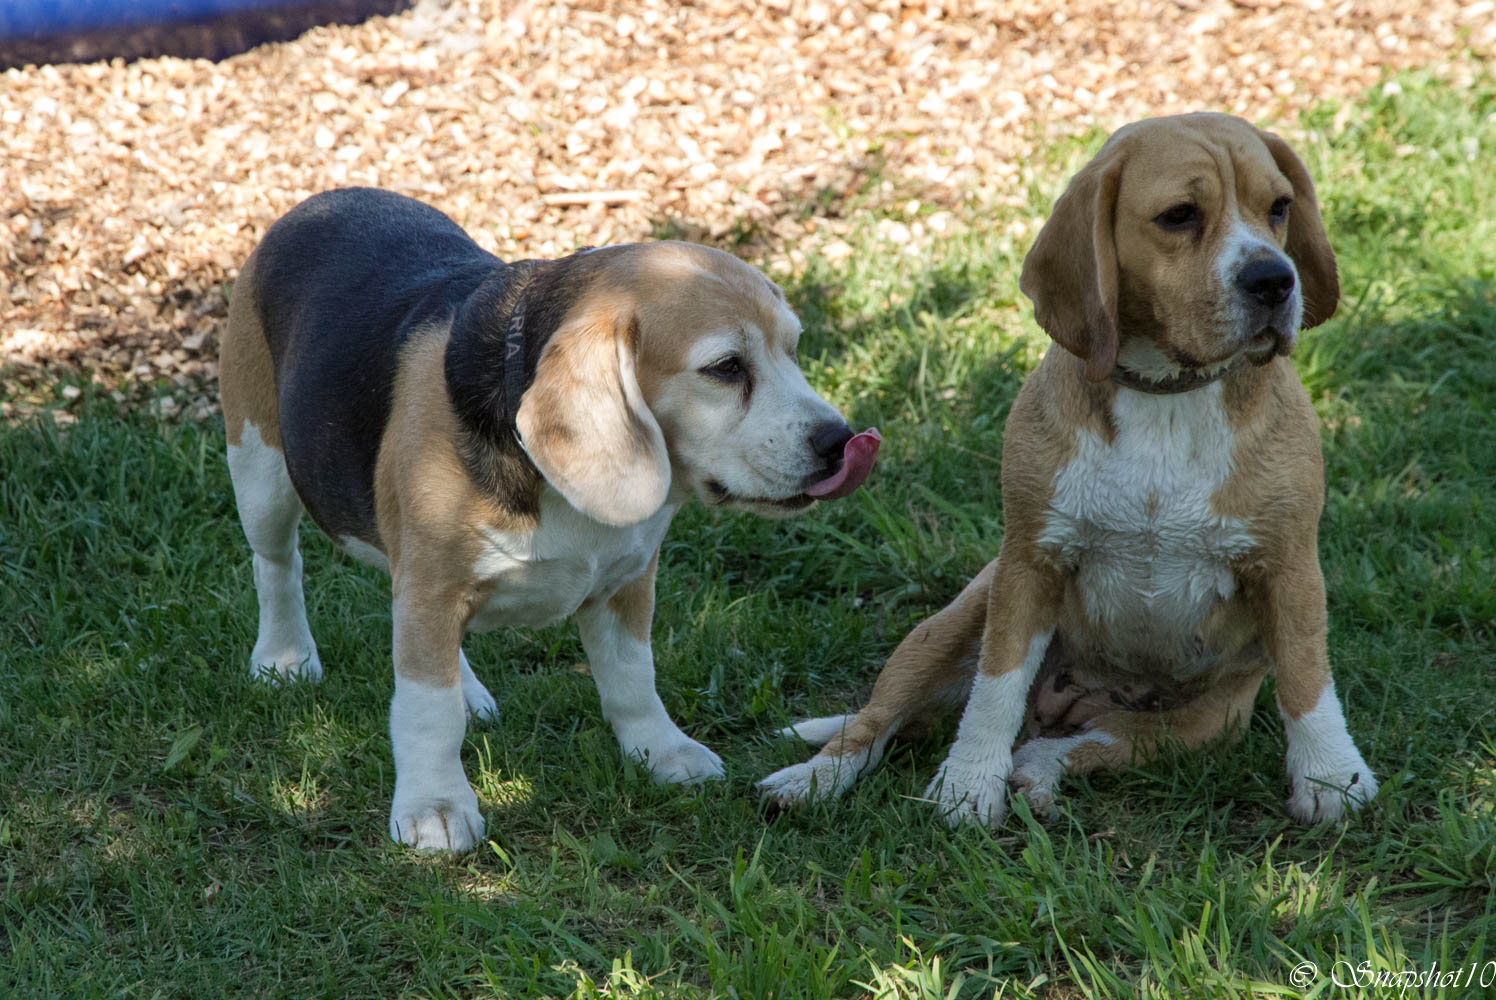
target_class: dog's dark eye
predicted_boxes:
[702,356,747,381]
[1154,203,1202,231]
[1269,196,1293,225]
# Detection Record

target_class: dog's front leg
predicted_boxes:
[926,557,1062,829]
[1252,557,1378,823]
[388,582,484,852]
[575,554,724,785]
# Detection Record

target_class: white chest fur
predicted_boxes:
[1037,383,1256,671]
[466,488,675,632]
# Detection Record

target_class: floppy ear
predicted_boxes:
[516,298,671,526]
[1257,128,1339,328]
[1020,153,1124,382]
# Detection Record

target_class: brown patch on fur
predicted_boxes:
[516,281,671,528]
[1255,127,1340,328]
[1211,358,1331,720]
[607,546,660,643]
[377,328,541,682]
[623,241,796,406]
[220,249,281,449]
[1020,151,1122,383]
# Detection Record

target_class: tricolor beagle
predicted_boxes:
[220,188,879,851]
[760,114,1378,827]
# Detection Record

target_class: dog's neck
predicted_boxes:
[498,268,540,426]
[1107,335,1268,395]
[1108,356,1253,395]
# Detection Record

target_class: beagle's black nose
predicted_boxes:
[1237,258,1296,307]
[809,421,854,461]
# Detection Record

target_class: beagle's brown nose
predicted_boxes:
[809,421,854,461]
[1237,258,1296,307]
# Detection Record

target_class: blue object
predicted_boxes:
[0,0,409,67]
[0,2,302,38]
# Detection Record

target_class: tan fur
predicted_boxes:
[770,115,1367,821]
[220,250,281,449]
[607,547,660,644]
[372,329,536,683]
[517,293,671,528]
[1020,153,1123,382]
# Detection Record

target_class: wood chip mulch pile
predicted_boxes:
[2,0,1491,424]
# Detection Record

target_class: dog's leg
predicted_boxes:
[458,649,498,723]
[1009,667,1265,818]
[226,421,322,683]
[1253,560,1377,822]
[924,556,1063,829]
[758,559,995,806]
[387,582,483,852]
[575,552,724,785]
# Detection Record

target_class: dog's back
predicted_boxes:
[222,188,502,544]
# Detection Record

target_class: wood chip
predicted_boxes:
[0,0,1490,422]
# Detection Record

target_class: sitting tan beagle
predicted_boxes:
[221,188,879,851]
[760,114,1378,827]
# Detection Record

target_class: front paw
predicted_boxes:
[925,754,1011,829]
[1287,758,1378,824]
[625,733,725,785]
[389,785,484,852]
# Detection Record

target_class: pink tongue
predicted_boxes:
[805,428,882,500]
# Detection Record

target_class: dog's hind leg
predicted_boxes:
[222,258,322,684]
[1010,666,1268,818]
[758,558,996,806]
[777,714,855,746]
[226,423,322,684]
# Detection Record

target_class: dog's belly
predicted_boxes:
[466,490,675,632]
[1059,534,1252,678]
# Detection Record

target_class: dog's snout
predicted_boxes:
[809,421,854,462]
[1236,257,1296,307]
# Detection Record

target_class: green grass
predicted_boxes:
[4,74,1495,999]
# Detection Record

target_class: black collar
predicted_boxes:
[1109,354,1254,395]
[496,265,544,427]
[500,287,530,425]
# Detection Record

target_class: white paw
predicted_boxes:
[389,785,484,852]
[758,753,862,806]
[1009,758,1060,821]
[629,736,725,786]
[1286,759,1378,824]
[248,644,322,684]
[459,658,498,724]
[925,755,1011,829]
[1009,733,1115,821]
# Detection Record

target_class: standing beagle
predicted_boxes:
[221,188,879,851]
[760,114,1378,827]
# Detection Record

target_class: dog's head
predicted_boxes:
[1020,113,1339,384]
[514,242,870,526]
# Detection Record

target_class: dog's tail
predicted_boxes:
[776,714,854,746]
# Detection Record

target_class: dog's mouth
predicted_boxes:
[1244,326,1292,364]
[1244,327,1280,363]
[702,428,881,513]
[704,481,817,512]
